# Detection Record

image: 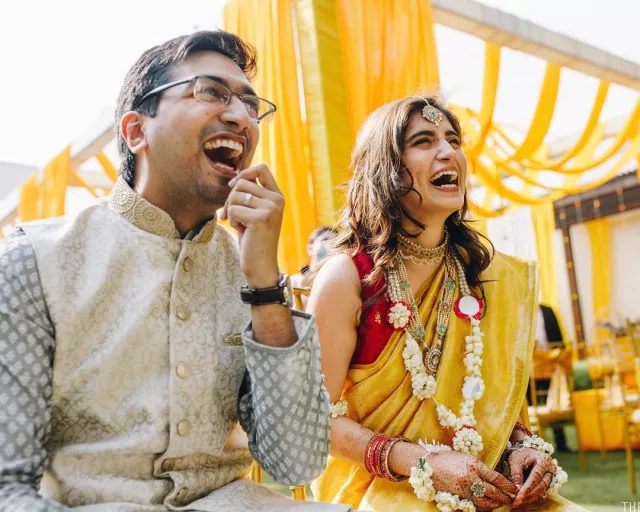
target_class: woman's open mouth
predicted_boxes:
[430,169,459,191]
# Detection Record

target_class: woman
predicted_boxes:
[308,96,582,511]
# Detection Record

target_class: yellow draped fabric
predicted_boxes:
[585,218,611,344]
[334,0,440,141]
[39,146,71,219]
[312,253,584,511]
[18,175,39,222]
[531,201,558,308]
[224,0,316,274]
[294,0,352,224]
[495,64,561,164]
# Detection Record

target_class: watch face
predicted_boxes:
[281,273,293,307]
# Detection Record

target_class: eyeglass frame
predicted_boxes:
[137,74,277,123]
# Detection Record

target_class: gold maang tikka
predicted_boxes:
[422,99,443,127]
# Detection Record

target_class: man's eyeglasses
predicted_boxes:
[138,75,277,123]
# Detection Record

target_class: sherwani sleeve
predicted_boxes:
[238,311,330,486]
[0,230,69,511]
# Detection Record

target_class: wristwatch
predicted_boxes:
[240,272,293,307]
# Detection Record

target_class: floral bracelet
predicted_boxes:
[409,457,477,512]
[506,435,568,494]
[329,400,348,419]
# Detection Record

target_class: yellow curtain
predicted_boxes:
[40,146,71,219]
[19,174,40,222]
[294,0,352,225]
[531,201,558,308]
[224,0,316,274]
[585,218,611,344]
[335,0,440,141]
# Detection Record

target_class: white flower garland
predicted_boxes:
[401,312,485,458]
[329,400,348,419]
[409,458,476,512]
[518,434,555,455]
[402,334,437,400]
[511,435,568,494]
[388,301,412,330]
[551,459,568,494]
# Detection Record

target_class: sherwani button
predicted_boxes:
[176,305,191,321]
[176,363,190,379]
[177,420,191,436]
[161,459,174,472]
[182,257,194,273]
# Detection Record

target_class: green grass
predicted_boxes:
[262,426,637,511]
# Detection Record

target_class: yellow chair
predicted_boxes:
[626,319,640,400]
[292,286,311,311]
[590,336,639,493]
[528,342,587,472]
[248,462,308,500]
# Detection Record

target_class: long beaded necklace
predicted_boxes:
[386,241,486,458]
[386,252,456,375]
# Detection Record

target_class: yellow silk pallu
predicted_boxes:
[313,253,585,511]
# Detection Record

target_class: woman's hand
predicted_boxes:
[389,444,517,511]
[428,451,517,511]
[508,448,555,507]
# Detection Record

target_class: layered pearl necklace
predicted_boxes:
[386,240,485,457]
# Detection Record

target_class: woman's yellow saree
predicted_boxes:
[312,252,585,511]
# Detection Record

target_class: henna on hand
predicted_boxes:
[509,448,554,507]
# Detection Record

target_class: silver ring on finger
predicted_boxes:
[546,471,556,488]
[471,481,486,498]
[243,192,253,207]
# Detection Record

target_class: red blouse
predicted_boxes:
[351,252,395,365]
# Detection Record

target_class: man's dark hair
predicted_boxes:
[115,30,257,186]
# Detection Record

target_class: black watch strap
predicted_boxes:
[240,273,291,306]
[240,284,286,305]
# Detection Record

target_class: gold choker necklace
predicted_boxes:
[397,229,448,265]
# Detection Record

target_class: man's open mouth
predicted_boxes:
[203,138,244,173]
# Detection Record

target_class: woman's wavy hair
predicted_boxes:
[333,94,494,306]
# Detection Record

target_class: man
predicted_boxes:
[0,30,347,511]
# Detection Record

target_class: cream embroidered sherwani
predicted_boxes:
[0,179,348,511]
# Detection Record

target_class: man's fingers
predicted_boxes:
[226,189,271,211]
[230,164,281,194]
[231,178,281,201]
[226,205,270,229]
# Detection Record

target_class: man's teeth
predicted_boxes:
[203,138,243,158]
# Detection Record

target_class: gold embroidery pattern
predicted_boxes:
[24,202,251,507]
[108,177,217,244]
[374,312,382,324]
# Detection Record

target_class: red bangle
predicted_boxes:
[364,434,409,482]
[382,437,409,482]
[364,434,387,477]
[513,422,532,437]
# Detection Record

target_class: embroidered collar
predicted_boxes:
[108,177,217,244]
